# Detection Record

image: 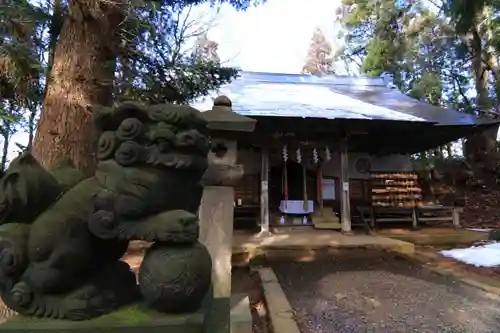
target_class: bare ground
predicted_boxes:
[0,300,16,324]
[271,250,500,333]
[463,188,500,228]
[416,246,500,290]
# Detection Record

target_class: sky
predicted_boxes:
[197,0,342,73]
[7,0,342,162]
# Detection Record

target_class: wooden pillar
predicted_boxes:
[339,141,352,233]
[260,147,270,234]
[411,207,418,229]
[452,207,461,228]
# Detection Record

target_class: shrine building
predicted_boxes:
[193,71,498,233]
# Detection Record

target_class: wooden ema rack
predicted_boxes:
[370,172,423,207]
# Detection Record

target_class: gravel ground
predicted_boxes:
[271,250,500,333]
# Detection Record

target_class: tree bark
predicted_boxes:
[463,6,500,168]
[1,129,10,171]
[32,0,127,176]
[446,143,453,158]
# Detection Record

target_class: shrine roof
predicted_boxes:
[191,71,490,127]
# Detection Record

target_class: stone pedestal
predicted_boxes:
[199,186,235,299]
[199,140,241,333]
[230,294,252,333]
[0,300,212,333]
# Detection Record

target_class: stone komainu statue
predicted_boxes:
[0,102,212,320]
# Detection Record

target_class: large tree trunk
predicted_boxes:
[464,13,499,167]
[1,130,10,171]
[32,0,126,176]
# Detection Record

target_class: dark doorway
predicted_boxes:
[268,161,317,207]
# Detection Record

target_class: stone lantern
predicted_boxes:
[198,96,256,333]
[200,95,256,186]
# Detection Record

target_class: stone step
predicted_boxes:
[313,222,342,229]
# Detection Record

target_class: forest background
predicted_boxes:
[0,0,497,189]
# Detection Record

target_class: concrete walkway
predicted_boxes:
[233,230,414,256]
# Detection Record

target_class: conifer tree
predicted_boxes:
[301,27,336,75]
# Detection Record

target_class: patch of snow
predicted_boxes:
[441,242,500,267]
[466,228,492,232]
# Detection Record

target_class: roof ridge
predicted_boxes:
[239,71,387,87]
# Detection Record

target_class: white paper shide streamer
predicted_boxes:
[296,148,302,164]
[325,146,331,161]
[282,145,288,161]
[313,148,319,164]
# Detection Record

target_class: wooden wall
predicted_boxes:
[236,148,413,178]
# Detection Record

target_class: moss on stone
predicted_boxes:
[1,302,206,332]
[92,303,154,325]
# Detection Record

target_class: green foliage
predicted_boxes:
[0,0,261,165]
[445,0,492,33]
[114,1,240,104]
[340,0,481,111]
[410,72,443,105]
[0,0,265,101]
[0,0,46,106]
[341,0,500,167]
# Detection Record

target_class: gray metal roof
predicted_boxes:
[330,85,480,126]
[191,71,486,126]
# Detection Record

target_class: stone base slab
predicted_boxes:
[230,293,252,333]
[0,302,209,333]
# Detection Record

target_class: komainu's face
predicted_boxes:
[94,102,209,173]
[93,102,210,217]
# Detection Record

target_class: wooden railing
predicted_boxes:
[357,205,462,230]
